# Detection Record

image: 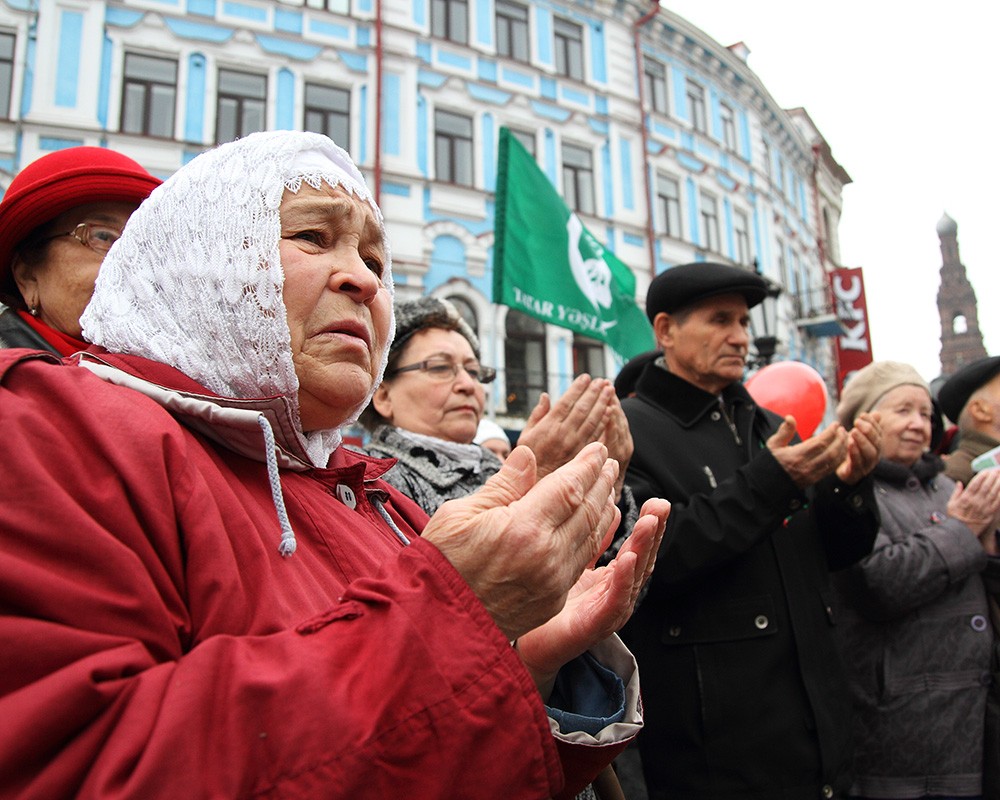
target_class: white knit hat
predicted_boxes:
[474,418,511,447]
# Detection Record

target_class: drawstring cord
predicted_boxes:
[373,497,410,546]
[257,415,297,557]
[255,415,408,556]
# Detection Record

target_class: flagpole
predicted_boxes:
[490,301,501,420]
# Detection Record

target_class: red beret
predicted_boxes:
[0,146,162,296]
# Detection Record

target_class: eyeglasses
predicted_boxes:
[390,358,497,384]
[39,222,123,255]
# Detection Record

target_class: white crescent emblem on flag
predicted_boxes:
[567,213,613,311]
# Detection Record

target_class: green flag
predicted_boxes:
[493,127,654,360]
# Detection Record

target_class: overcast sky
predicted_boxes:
[662,1,998,382]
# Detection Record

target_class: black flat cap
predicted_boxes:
[646,262,770,322]
[938,355,1000,422]
[614,349,659,399]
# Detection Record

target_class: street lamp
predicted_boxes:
[748,260,782,368]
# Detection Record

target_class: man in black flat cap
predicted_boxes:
[939,356,1000,800]
[939,355,1000,486]
[619,262,883,800]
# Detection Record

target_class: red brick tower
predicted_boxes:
[937,213,986,376]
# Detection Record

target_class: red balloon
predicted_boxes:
[745,361,829,438]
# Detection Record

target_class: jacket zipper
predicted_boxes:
[719,399,742,446]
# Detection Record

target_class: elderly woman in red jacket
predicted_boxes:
[0,131,667,799]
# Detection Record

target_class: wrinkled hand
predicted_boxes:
[600,396,634,502]
[517,375,615,480]
[422,442,620,642]
[836,411,882,485]
[516,498,671,698]
[767,417,849,489]
[947,468,1000,539]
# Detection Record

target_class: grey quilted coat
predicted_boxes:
[832,453,1000,798]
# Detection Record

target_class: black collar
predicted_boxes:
[633,361,753,429]
[873,452,944,486]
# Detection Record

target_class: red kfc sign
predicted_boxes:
[830,267,874,397]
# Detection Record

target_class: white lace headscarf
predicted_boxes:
[81,131,394,468]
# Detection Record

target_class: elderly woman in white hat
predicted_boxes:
[834,360,1000,800]
[0,131,667,799]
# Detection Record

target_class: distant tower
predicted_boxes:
[937,213,987,376]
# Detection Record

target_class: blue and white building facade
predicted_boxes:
[0,0,851,427]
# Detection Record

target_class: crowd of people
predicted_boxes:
[0,133,998,800]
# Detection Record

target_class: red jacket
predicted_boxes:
[0,349,635,799]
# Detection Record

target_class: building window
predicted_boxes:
[0,32,15,120]
[822,206,838,263]
[305,0,350,11]
[643,58,667,115]
[509,128,536,157]
[791,250,807,315]
[720,101,736,152]
[656,173,681,238]
[431,0,468,44]
[734,208,751,265]
[120,53,177,138]
[573,335,605,378]
[435,109,474,187]
[505,310,547,416]
[700,191,719,253]
[761,138,772,183]
[496,0,529,62]
[216,69,266,144]
[686,79,706,134]
[562,143,594,215]
[776,236,789,290]
[304,83,350,151]
[553,16,584,81]
[447,295,478,337]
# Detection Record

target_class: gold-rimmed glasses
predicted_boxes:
[39,222,123,255]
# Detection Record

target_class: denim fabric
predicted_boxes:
[545,652,626,736]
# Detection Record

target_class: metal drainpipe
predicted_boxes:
[633,1,661,280]
[373,0,384,206]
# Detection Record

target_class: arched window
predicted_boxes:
[505,310,547,416]
[953,313,968,335]
[447,295,478,338]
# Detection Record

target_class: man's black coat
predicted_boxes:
[621,362,878,800]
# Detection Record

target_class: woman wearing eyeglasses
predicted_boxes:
[361,295,637,529]
[361,296,642,800]
[0,146,160,354]
[359,296,512,515]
